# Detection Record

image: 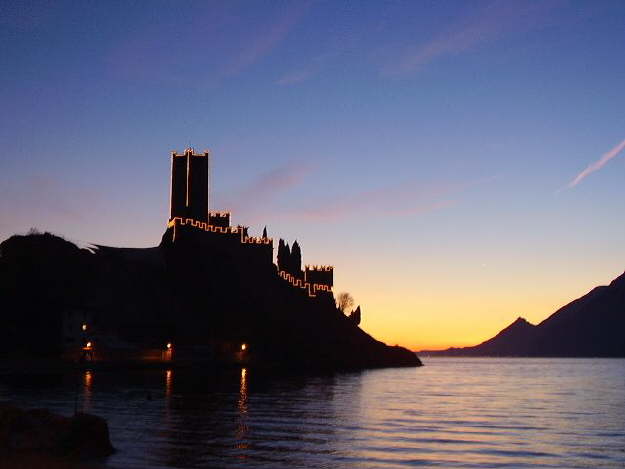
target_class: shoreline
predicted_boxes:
[0,356,420,377]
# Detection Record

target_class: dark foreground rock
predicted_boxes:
[0,404,114,459]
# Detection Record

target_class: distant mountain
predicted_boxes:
[420,272,625,357]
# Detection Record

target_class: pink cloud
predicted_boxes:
[216,162,314,217]
[568,138,625,188]
[276,49,345,86]
[107,2,310,85]
[276,69,314,86]
[383,0,562,77]
[222,2,311,78]
[291,178,489,222]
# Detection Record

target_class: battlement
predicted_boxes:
[166,216,331,298]
[279,270,332,298]
[172,148,209,158]
[304,264,333,287]
[168,217,272,245]
[305,265,333,272]
[209,211,231,228]
[166,145,334,300]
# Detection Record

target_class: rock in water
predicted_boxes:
[0,404,114,458]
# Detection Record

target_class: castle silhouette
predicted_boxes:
[0,146,421,368]
[165,148,333,297]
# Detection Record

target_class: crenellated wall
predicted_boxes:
[167,147,333,299]
[305,265,333,287]
[168,217,271,245]
[278,270,333,298]
[209,211,230,228]
[166,216,333,298]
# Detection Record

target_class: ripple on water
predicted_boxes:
[1,358,624,469]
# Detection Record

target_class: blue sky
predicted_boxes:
[1,0,624,348]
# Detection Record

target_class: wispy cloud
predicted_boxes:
[382,0,562,77]
[222,2,312,78]
[217,162,314,217]
[108,2,310,86]
[216,165,495,227]
[292,177,493,222]
[0,174,106,243]
[276,50,343,86]
[276,69,315,86]
[568,138,625,188]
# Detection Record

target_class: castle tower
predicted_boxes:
[170,148,209,222]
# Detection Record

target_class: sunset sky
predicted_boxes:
[2,0,624,350]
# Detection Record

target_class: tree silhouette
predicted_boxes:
[349,305,361,325]
[336,292,354,313]
[277,239,290,272]
[291,240,302,276]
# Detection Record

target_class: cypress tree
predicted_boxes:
[291,240,302,277]
[277,239,286,271]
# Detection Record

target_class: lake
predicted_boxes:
[1,357,624,468]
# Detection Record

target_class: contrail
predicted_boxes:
[568,138,625,188]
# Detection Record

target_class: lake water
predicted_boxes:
[1,358,624,468]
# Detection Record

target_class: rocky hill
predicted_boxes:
[0,231,420,370]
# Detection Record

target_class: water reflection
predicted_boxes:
[165,369,173,400]
[82,370,92,413]
[236,367,249,450]
[3,359,622,468]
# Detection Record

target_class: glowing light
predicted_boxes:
[86,341,92,348]
[241,343,247,351]
[166,342,172,349]
[81,323,87,331]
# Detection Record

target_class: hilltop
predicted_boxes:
[0,230,420,370]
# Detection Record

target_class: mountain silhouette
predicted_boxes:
[420,272,625,357]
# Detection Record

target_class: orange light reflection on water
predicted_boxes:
[236,367,249,450]
[83,370,93,412]
[165,369,173,400]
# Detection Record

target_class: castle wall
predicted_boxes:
[209,211,230,228]
[167,217,273,266]
[166,147,333,301]
[305,266,333,287]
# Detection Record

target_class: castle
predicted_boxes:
[165,148,333,297]
[0,147,421,369]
